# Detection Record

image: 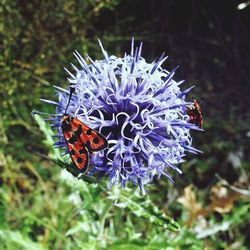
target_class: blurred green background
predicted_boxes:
[1,0,250,249]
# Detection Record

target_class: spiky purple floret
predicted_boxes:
[42,39,201,191]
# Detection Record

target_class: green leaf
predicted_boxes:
[0,229,44,250]
[32,114,60,159]
[109,187,180,232]
[44,154,180,232]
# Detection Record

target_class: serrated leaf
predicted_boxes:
[109,187,180,232]
[33,114,60,158]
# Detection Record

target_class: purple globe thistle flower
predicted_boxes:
[41,39,201,192]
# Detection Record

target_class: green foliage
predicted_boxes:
[0,0,121,161]
[0,230,44,250]
[32,114,61,159]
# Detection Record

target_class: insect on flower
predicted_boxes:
[187,97,203,129]
[38,39,202,192]
[61,87,108,173]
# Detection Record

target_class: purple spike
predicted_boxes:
[40,99,61,106]
[98,39,109,63]
[178,85,195,98]
[153,66,179,97]
[150,53,168,74]
[87,55,101,74]
[130,37,134,57]
[137,42,143,61]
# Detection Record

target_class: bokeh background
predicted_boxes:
[1,0,250,249]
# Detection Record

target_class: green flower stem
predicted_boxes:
[42,155,181,233]
[99,200,114,240]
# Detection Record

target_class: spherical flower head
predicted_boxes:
[44,39,201,192]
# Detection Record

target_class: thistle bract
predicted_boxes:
[42,39,201,192]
